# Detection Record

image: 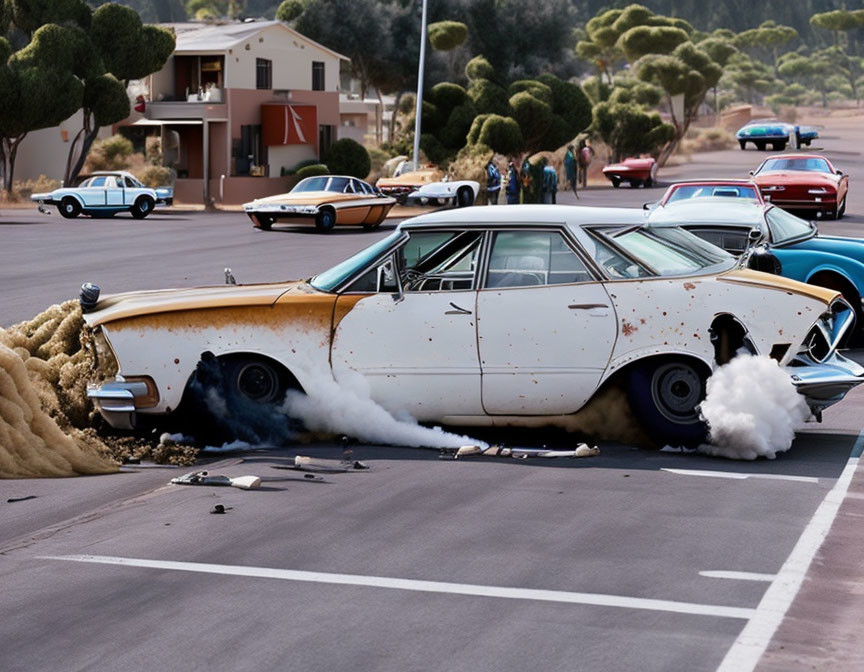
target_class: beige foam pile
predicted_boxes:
[0,301,117,478]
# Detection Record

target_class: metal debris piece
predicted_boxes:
[7,495,37,503]
[440,444,600,460]
[170,470,261,489]
[274,455,370,473]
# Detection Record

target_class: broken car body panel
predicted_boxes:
[84,205,863,436]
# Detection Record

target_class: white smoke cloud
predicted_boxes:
[698,355,811,460]
[282,368,487,449]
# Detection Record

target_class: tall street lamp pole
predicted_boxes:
[412,0,428,169]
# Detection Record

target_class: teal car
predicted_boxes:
[736,119,818,151]
[648,199,864,339]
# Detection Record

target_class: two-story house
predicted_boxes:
[117,20,348,204]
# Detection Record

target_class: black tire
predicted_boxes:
[457,186,474,208]
[628,360,708,446]
[131,196,154,219]
[644,177,654,188]
[838,197,846,219]
[755,141,766,151]
[362,218,383,231]
[59,197,81,219]
[630,179,642,188]
[772,141,786,151]
[739,140,747,150]
[315,208,336,232]
[804,139,812,147]
[610,177,621,188]
[255,214,274,230]
[222,357,286,405]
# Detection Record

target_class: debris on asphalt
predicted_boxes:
[7,495,38,503]
[170,470,262,489]
[440,444,600,460]
[210,504,233,514]
[277,455,370,473]
[660,445,697,454]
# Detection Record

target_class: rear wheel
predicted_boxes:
[315,208,336,232]
[610,177,621,188]
[628,360,708,446]
[837,197,846,219]
[772,141,786,151]
[131,196,154,219]
[644,177,654,188]
[59,197,81,219]
[739,140,747,150]
[630,179,642,188]
[457,186,474,208]
[755,141,766,151]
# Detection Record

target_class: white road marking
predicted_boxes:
[716,429,864,672]
[662,468,819,484]
[699,571,776,582]
[40,554,756,621]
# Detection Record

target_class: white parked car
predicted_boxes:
[31,171,171,219]
[82,205,863,445]
[376,161,480,207]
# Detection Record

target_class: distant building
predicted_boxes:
[119,20,348,204]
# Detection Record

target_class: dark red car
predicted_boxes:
[602,157,656,188]
[750,153,849,220]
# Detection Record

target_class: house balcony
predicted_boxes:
[145,98,227,122]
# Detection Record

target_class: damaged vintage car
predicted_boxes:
[83,206,864,445]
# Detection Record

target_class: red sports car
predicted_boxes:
[750,153,849,220]
[602,157,656,188]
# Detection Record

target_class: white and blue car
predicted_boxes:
[736,119,819,151]
[31,171,173,219]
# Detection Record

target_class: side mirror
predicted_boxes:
[748,170,755,177]
[642,202,651,211]
[748,227,762,243]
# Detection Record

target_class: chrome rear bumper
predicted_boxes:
[87,378,153,430]
[788,351,864,414]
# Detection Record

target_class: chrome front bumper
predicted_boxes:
[788,351,864,414]
[87,378,153,430]
[244,204,319,216]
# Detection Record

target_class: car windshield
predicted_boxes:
[766,207,815,245]
[606,226,734,276]
[667,185,759,203]
[311,232,403,291]
[758,158,832,174]
[292,176,345,193]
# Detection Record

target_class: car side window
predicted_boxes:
[400,230,482,292]
[88,177,107,188]
[485,231,592,289]
[685,227,748,255]
[104,177,118,188]
[124,177,137,188]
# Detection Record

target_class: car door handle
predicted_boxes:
[568,304,608,310]
[445,302,472,315]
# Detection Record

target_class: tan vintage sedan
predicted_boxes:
[243,175,396,232]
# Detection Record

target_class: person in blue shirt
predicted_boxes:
[542,164,558,204]
[486,159,501,205]
[564,144,578,199]
[506,161,521,204]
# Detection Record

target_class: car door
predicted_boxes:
[105,176,124,206]
[476,229,617,415]
[331,229,484,420]
[79,176,108,206]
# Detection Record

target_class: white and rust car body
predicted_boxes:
[84,205,863,443]
[377,161,479,208]
[243,175,396,232]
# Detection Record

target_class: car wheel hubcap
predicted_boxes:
[236,363,279,403]
[651,363,702,424]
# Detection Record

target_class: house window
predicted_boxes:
[312,61,325,91]
[256,58,272,90]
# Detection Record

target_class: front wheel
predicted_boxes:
[837,197,846,219]
[610,177,621,188]
[315,208,336,232]
[628,360,707,446]
[739,140,747,150]
[755,141,766,151]
[131,196,154,219]
[59,197,81,219]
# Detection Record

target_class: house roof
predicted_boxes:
[168,20,349,61]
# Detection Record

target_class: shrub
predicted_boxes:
[5,175,61,202]
[296,164,330,178]
[323,138,371,178]
[477,115,523,155]
[468,79,510,115]
[429,82,467,112]
[465,55,495,82]
[85,134,134,172]
[507,80,553,106]
[440,102,478,150]
[137,165,172,187]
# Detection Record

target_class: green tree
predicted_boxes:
[465,54,495,82]
[733,20,798,74]
[777,50,834,107]
[324,138,371,178]
[428,20,468,82]
[810,10,864,47]
[618,25,690,62]
[591,101,674,162]
[65,3,174,184]
[275,0,304,22]
[474,114,522,155]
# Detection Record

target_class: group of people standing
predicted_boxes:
[484,139,595,205]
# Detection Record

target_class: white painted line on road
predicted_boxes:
[662,468,819,484]
[716,429,864,672]
[699,571,776,582]
[40,554,756,621]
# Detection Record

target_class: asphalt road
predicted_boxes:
[2,117,864,672]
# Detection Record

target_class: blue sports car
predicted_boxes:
[648,198,864,337]
[736,119,818,151]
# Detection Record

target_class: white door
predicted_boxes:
[105,176,124,206]
[476,230,617,415]
[79,176,108,206]
[331,230,484,420]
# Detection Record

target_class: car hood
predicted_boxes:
[754,172,840,186]
[650,199,763,225]
[249,191,359,206]
[786,234,864,260]
[83,281,323,327]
